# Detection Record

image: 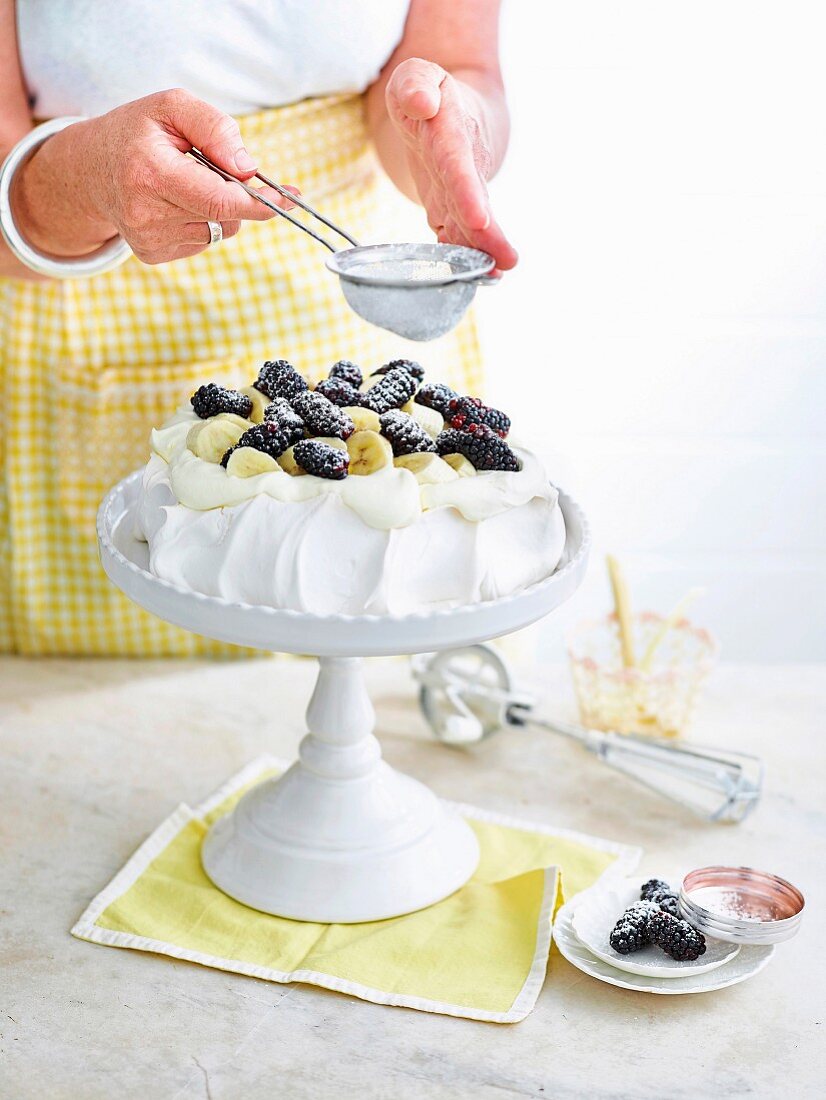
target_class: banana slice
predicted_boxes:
[346,430,393,476]
[400,398,415,414]
[395,453,459,485]
[343,406,381,433]
[186,414,248,463]
[277,447,303,476]
[442,453,477,478]
[240,385,271,424]
[225,446,279,478]
[279,436,346,475]
[409,402,444,439]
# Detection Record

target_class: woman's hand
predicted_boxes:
[385,58,517,270]
[15,88,296,265]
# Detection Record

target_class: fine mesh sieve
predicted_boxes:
[188,149,498,341]
[325,243,497,341]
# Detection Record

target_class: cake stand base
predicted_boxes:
[97,471,589,924]
[202,657,479,922]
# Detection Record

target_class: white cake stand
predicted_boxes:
[97,471,589,923]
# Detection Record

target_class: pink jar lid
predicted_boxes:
[679,866,804,945]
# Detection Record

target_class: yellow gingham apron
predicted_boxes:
[0,95,482,656]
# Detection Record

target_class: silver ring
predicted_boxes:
[206,220,223,245]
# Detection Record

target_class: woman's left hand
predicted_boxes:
[385,58,517,271]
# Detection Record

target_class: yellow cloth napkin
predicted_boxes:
[72,757,640,1023]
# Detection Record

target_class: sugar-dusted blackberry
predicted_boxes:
[415,381,457,418]
[220,420,292,466]
[372,358,425,383]
[292,391,355,439]
[314,377,366,407]
[254,359,308,402]
[609,902,659,955]
[640,878,681,916]
[293,439,349,480]
[263,397,305,445]
[364,367,417,414]
[329,359,363,388]
[191,383,253,420]
[656,894,682,918]
[640,878,672,902]
[379,410,437,457]
[648,910,707,961]
[447,395,511,438]
[436,425,520,472]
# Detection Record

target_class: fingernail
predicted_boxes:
[235,148,256,172]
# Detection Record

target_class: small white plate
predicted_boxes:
[555,892,774,995]
[572,877,740,978]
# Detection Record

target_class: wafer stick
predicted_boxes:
[639,588,704,671]
[607,555,636,668]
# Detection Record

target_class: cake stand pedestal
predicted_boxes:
[98,471,589,922]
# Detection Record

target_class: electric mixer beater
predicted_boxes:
[412,645,763,823]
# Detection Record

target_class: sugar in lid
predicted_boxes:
[679,866,804,945]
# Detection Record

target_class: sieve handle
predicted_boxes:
[187,148,360,252]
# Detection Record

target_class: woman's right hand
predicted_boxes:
[15,88,296,265]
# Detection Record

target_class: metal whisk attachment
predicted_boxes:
[411,646,763,824]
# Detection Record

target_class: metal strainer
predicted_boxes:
[411,646,764,824]
[190,149,497,341]
[325,243,497,341]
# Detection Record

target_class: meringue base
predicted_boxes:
[135,454,566,616]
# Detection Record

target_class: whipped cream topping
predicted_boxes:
[150,406,554,531]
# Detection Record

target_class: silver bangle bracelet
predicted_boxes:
[0,116,132,279]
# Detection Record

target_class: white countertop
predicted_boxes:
[1,656,823,1098]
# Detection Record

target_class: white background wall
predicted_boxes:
[479,0,826,661]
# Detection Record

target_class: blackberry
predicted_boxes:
[379,410,437,457]
[656,894,682,918]
[372,358,425,383]
[640,878,672,901]
[447,395,511,438]
[648,910,707,962]
[640,878,681,916]
[329,359,363,388]
[609,902,659,955]
[364,368,417,413]
[292,391,355,439]
[436,425,520,472]
[191,383,252,420]
[415,381,457,418]
[222,420,291,466]
[314,377,365,407]
[293,439,349,480]
[254,359,308,402]
[263,398,305,445]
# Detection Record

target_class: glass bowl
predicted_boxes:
[567,612,719,738]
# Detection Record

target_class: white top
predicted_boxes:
[16,0,410,118]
